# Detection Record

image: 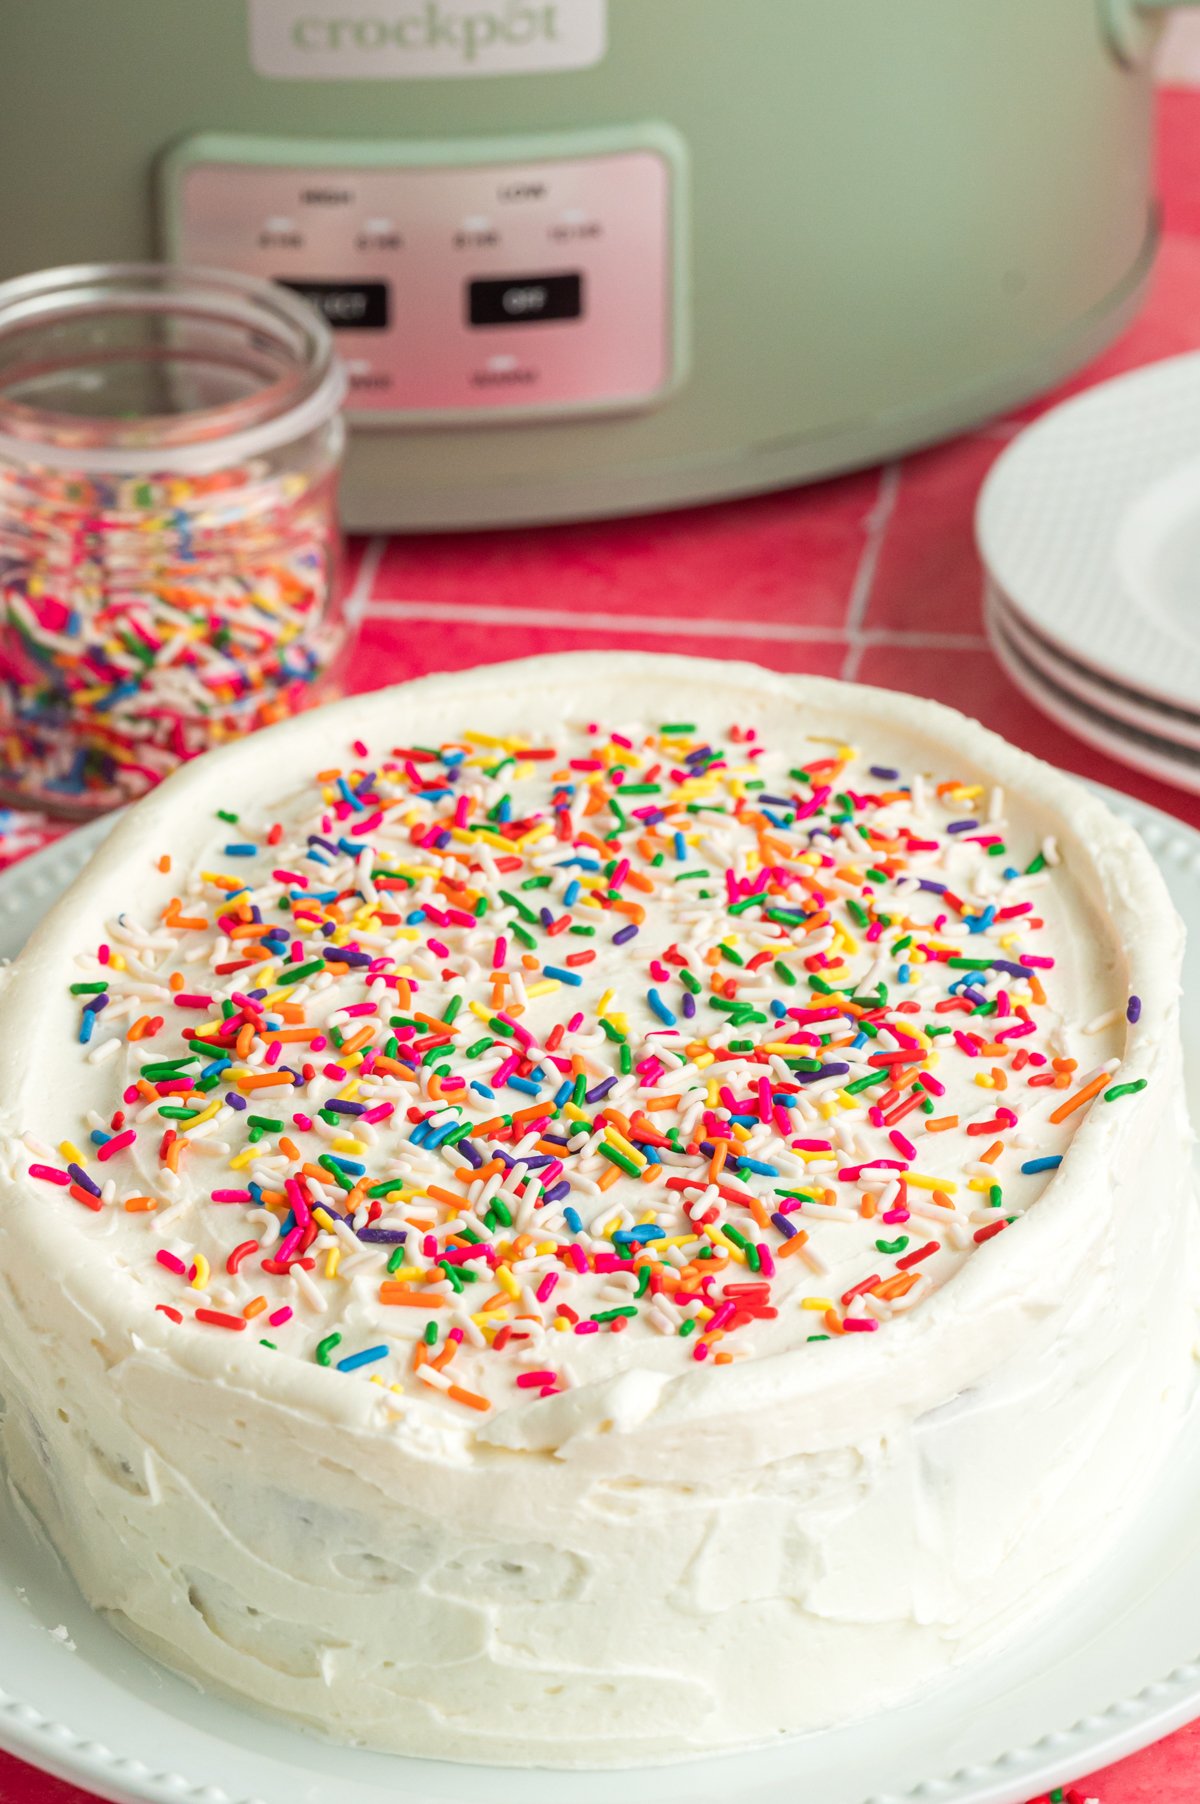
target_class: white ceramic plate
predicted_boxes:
[4,804,1200,1804]
[988,580,1200,755]
[976,351,1200,713]
[985,591,1200,795]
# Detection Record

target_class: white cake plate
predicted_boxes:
[975,349,1200,714]
[985,593,1200,796]
[988,580,1200,756]
[3,796,1200,1804]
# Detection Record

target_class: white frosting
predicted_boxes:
[0,654,1194,1766]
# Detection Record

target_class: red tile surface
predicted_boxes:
[862,435,1003,636]
[347,611,849,685]
[1159,86,1200,238]
[370,468,881,628]
[4,73,1200,1804]
[1085,1719,1200,1801]
[339,531,372,597]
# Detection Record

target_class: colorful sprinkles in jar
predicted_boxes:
[0,265,346,812]
[0,461,341,807]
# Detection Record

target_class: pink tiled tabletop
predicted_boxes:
[3,75,1200,1804]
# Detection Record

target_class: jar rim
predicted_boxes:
[0,263,347,474]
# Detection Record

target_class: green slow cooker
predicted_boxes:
[0,0,1195,527]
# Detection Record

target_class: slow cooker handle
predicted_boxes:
[1102,0,1200,65]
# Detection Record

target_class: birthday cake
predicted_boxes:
[0,652,1194,1766]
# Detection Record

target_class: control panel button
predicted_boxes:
[549,208,602,242]
[357,216,403,251]
[467,273,583,327]
[278,279,390,330]
[455,216,499,250]
[259,215,302,249]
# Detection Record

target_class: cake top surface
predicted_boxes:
[9,658,1150,1445]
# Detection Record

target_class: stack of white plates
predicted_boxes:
[976,352,1200,795]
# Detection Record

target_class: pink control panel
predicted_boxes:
[169,141,680,419]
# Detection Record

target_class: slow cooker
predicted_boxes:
[1,0,1196,529]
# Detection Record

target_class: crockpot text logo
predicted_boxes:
[292,3,562,64]
[250,0,607,78]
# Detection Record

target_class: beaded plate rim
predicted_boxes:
[0,781,1198,1804]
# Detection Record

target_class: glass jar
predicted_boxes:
[0,263,348,816]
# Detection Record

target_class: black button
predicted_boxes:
[278,280,389,330]
[467,273,583,327]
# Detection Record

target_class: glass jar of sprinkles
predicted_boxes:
[0,264,348,815]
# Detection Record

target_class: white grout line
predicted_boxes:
[861,630,987,652]
[342,536,387,626]
[364,599,843,642]
[360,595,987,653]
[840,461,902,682]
